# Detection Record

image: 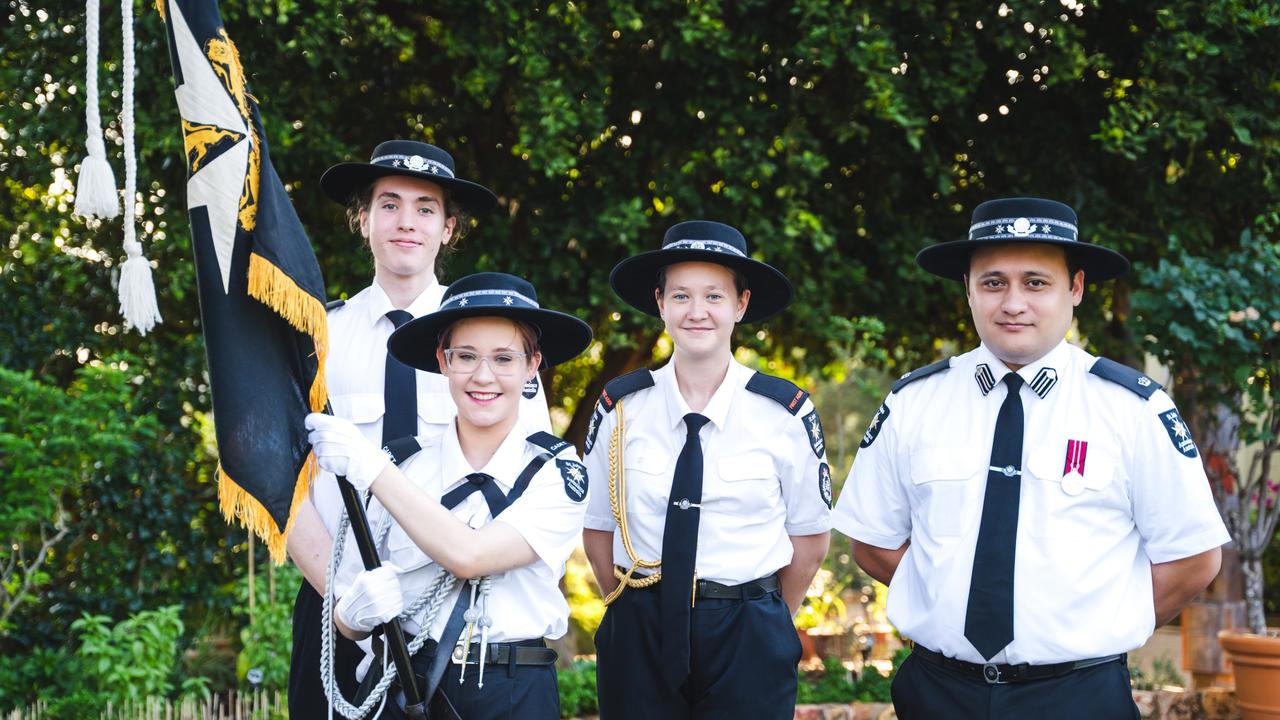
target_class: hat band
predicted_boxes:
[969,216,1077,243]
[370,154,456,179]
[440,288,539,310]
[663,238,747,257]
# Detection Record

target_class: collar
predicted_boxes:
[439,420,528,494]
[972,340,1071,399]
[364,277,444,327]
[658,354,744,431]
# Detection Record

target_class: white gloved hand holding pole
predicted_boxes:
[336,563,405,633]
[305,412,391,492]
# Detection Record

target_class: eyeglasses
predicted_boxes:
[442,349,530,375]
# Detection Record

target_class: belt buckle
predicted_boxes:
[451,639,469,665]
[982,663,1007,685]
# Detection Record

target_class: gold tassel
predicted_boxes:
[246,251,329,412]
[217,453,317,564]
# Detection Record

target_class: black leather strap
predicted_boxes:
[623,570,780,600]
[448,640,557,667]
[912,644,1125,684]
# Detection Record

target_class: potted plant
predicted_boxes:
[1132,229,1280,717]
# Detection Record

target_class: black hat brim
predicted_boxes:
[388,306,593,373]
[320,163,498,215]
[916,238,1130,282]
[609,249,794,324]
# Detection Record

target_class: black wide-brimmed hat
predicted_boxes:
[388,272,592,373]
[916,197,1130,282]
[320,140,498,215]
[608,220,794,324]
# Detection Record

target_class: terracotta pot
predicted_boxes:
[1219,629,1280,719]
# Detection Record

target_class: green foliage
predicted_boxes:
[70,604,205,703]
[235,563,302,691]
[796,651,907,704]
[1129,654,1186,690]
[557,658,598,718]
[0,646,84,712]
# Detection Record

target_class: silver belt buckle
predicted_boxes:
[982,663,1007,684]
[451,639,469,664]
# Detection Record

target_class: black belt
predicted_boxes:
[448,639,557,667]
[623,569,780,600]
[912,644,1125,685]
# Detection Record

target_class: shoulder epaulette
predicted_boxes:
[745,372,809,416]
[599,369,654,413]
[325,299,346,312]
[1089,357,1161,400]
[526,430,573,456]
[891,357,953,394]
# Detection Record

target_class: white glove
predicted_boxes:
[305,412,391,492]
[336,563,405,633]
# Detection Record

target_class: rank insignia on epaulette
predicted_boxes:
[803,410,825,458]
[1161,409,1198,458]
[522,374,540,399]
[584,406,603,455]
[818,463,833,509]
[558,459,588,501]
[860,403,890,448]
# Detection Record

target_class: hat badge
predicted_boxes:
[1010,217,1033,236]
[405,155,427,172]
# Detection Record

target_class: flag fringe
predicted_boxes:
[246,251,329,412]
[217,454,316,564]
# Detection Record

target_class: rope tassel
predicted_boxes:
[74,0,120,219]
[116,0,161,334]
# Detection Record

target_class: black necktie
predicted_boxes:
[660,412,710,689]
[439,472,508,517]
[382,309,416,447]
[965,373,1025,660]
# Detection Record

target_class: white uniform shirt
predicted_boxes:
[832,340,1229,664]
[583,357,832,585]
[334,422,587,642]
[312,279,550,536]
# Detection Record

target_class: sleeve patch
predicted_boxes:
[890,357,952,394]
[860,403,890,448]
[1160,409,1199,458]
[584,406,603,455]
[600,368,655,413]
[818,462,833,509]
[802,410,826,458]
[744,372,809,416]
[522,374,540,399]
[557,459,589,502]
[1089,357,1161,400]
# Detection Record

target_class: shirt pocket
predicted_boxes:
[716,451,780,511]
[909,446,985,538]
[331,393,384,425]
[384,524,433,572]
[623,440,673,515]
[416,385,456,427]
[1025,442,1127,537]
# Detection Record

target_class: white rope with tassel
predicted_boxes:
[117,0,162,335]
[74,0,119,219]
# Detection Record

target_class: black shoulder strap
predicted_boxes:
[600,368,655,413]
[1089,357,1161,399]
[382,435,422,465]
[325,298,346,312]
[526,430,572,457]
[744,372,809,416]
[891,357,953,394]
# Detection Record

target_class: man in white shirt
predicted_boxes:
[832,197,1228,719]
[285,140,549,717]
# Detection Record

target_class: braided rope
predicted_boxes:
[320,501,458,719]
[73,0,119,219]
[603,399,661,606]
[117,0,161,334]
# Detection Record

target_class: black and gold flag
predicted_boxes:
[161,0,327,561]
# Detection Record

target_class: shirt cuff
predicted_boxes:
[1144,526,1231,564]
[785,519,831,536]
[837,522,910,551]
[583,513,618,532]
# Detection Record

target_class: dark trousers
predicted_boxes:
[357,639,559,720]
[891,651,1141,720]
[595,585,801,720]
[288,581,364,718]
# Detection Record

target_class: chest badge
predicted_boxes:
[584,406,603,455]
[860,403,890,448]
[1061,439,1088,496]
[803,410,826,458]
[557,459,588,502]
